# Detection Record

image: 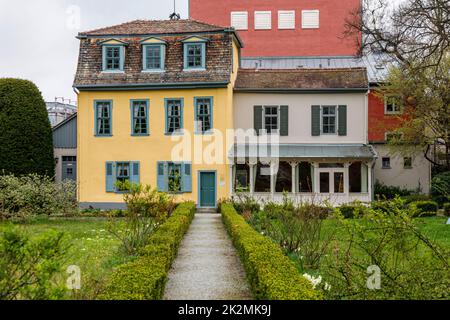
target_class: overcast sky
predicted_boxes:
[0,0,404,104]
[0,0,189,103]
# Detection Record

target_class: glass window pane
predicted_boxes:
[320,172,330,193]
[334,172,344,193]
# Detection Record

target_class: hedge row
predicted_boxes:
[221,204,322,300]
[100,202,196,300]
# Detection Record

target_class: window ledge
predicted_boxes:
[183,68,206,72]
[165,132,184,136]
[95,134,113,138]
[101,70,125,74]
[131,134,151,137]
[141,70,165,73]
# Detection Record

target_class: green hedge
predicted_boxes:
[410,201,438,217]
[221,204,321,300]
[99,202,196,300]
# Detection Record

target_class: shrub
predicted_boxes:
[409,201,438,217]
[0,174,77,221]
[0,78,55,177]
[402,194,431,205]
[0,226,68,300]
[443,203,450,217]
[338,202,369,219]
[108,183,176,256]
[231,193,261,216]
[221,204,321,300]
[431,171,450,197]
[100,202,196,300]
[374,181,413,200]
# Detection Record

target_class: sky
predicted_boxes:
[0,0,404,104]
[0,0,189,103]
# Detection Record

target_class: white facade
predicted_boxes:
[373,144,431,194]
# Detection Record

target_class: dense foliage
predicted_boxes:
[100,202,196,300]
[221,203,321,300]
[0,78,55,177]
[0,174,77,221]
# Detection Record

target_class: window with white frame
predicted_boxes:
[231,11,248,30]
[254,11,272,30]
[382,157,391,169]
[385,95,402,114]
[264,106,279,134]
[302,10,320,29]
[321,106,337,134]
[278,11,295,29]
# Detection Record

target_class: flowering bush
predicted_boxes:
[0,174,77,221]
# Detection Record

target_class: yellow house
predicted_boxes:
[73,19,242,209]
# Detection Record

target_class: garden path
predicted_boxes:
[164,213,252,300]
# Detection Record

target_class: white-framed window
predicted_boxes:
[385,95,402,114]
[321,105,337,134]
[231,11,248,30]
[278,10,295,29]
[254,11,272,30]
[263,106,280,134]
[302,10,320,29]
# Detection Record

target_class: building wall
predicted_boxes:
[189,0,361,57]
[233,92,368,144]
[368,91,403,143]
[54,148,77,183]
[53,116,77,149]
[373,144,431,194]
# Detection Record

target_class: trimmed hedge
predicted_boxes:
[99,202,196,300]
[410,201,439,217]
[221,204,321,300]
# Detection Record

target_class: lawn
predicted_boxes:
[0,217,131,299]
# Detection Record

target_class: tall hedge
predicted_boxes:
[0,79,55,177]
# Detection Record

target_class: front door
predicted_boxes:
[199,172,216,208]
[62,156,77,182]
[319,169,345,194]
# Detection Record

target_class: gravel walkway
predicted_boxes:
[164,213,252,300]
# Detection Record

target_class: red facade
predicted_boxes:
[189,0,361,57]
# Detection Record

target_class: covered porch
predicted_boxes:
[229,144,377,206]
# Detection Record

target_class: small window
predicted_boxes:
[278,11,295,29]
[263,106,279,134]
[131,100,149,135]
[385,96,402,114]
[168,163,182,193]
[404,157,413,169]
[322,106,337,134]
[116,162,130,191]
[103,46,123,71]
[195,98,213,134]
[382,157,391,169]
[302,10,320,29]
[231,11,248,30]
[143,45,164,71]
[166,99,183,134]
[184,43,205,70]
[66,168,73,175]
[386,132,403,142]
[95,101,112,136]
[255,11,272,30]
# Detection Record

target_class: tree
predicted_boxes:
[0,78,55,177]
[345,0,450,170]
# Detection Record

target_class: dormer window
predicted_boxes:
[182,36,207,71]
[141,37,166,72]
[100,39,128,72]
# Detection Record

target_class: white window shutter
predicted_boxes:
[231,11,248,30]
[302,10,320,29]
[254,11,272,30]
[278,11,295,29]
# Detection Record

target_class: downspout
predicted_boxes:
[72,86,80,205]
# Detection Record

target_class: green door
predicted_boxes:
[199,172,216,207]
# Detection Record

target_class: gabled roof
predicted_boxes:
[234,68,368,93]
[78,19,230,37]
[52,113,77,131]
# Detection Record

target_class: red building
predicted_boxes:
[189,0,361,57]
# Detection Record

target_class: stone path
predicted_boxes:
[164,213,252,300]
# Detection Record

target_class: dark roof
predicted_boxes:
[74,20,239,89]
[234,68,369,92]
[52,112,77,131]
[78,19,228,37]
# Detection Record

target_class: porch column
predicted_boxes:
[344,162,350,195]
[312,162,320,194]
[248,161,257,195]
[270,160,277,196]
[289,161,299,194]
[368,162,373,201]
[229,163,235,195]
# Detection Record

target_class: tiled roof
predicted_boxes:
[78,19,228,37]
[234,68,368,91]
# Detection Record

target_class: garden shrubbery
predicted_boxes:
[409,200,438,217]
[0,174,77,221]
[374,181,413,200]
[221,203,321,300]
[100,202,196,300]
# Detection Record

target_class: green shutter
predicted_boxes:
[280,105,289,136]
[157,162,168,192]
[338,105,347,136]
[181,162,192,193]
[131,162,140,185]
[106,162,116,192]
[254,106,263,136]
[311,105,321,136]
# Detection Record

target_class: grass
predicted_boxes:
[0,217,132,300]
